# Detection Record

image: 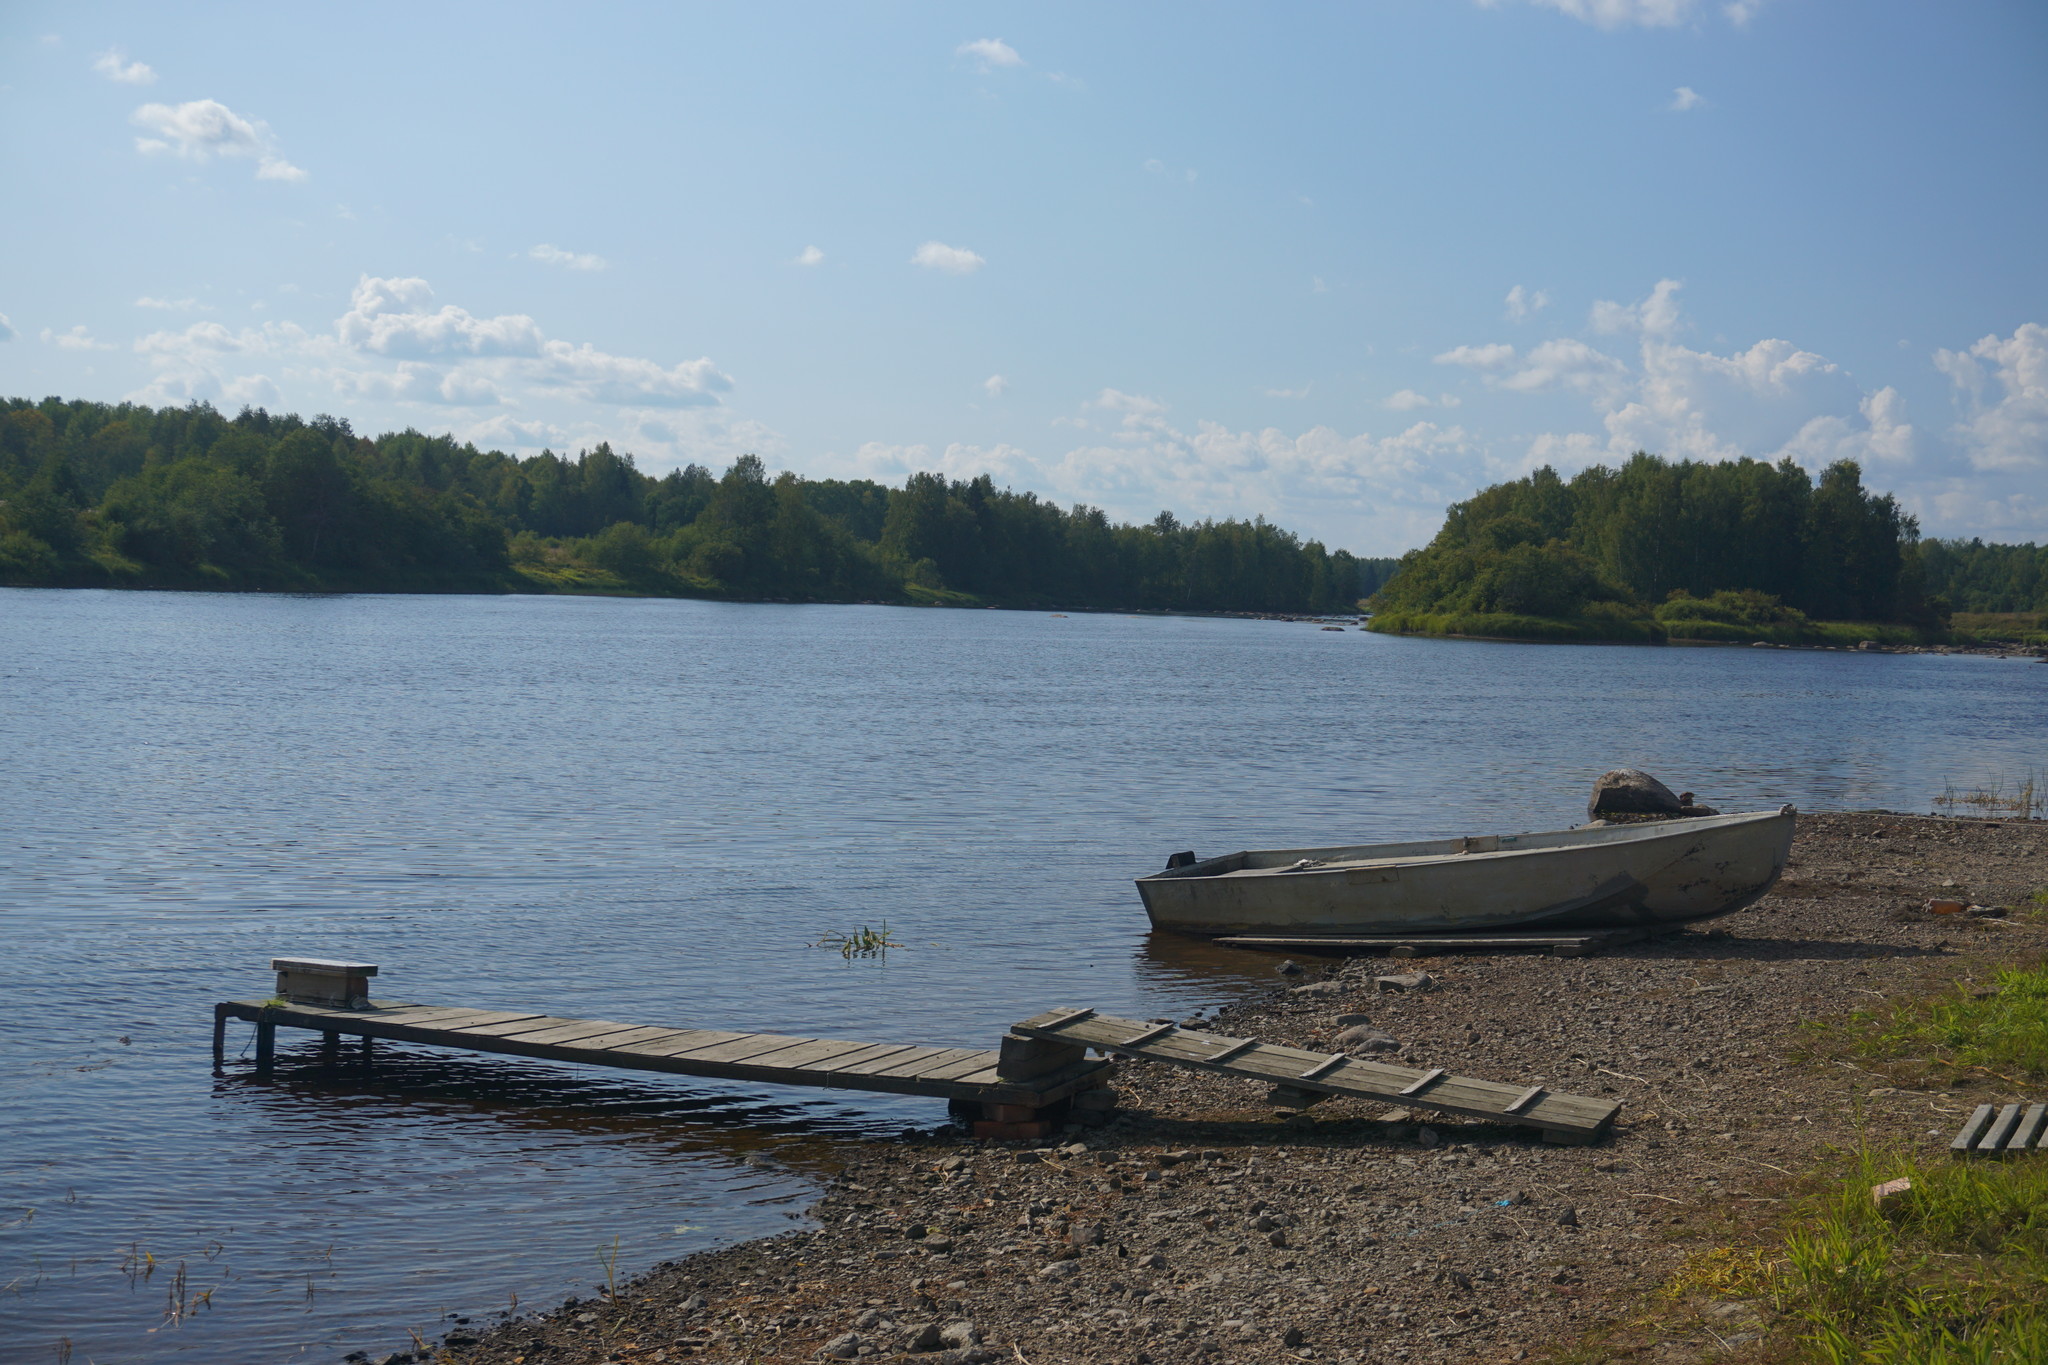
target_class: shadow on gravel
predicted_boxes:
[1616,935,1952,961]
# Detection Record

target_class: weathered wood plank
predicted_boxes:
[447,1014,588,1039]
[912,1051,1008,1084]
[655,1032,819,1066]
[614,1030,756,1058]
[1950,1105,1996,1153]
[2014,1103,2048,1152]
[1978,1104,2025,1153]
[1011,1008,1616,1137]
[821,1044,944,1078]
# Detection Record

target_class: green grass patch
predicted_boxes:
[1951,613,2048,648]
[1365,609,1664,643]
[1772,1145,2048,1364]
[1815,962,2048,1087]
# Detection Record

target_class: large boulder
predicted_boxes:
[1587,769,1683,820]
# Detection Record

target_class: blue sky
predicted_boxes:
[2,1,2044,553]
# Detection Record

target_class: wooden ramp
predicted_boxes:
[1012,1007,1619,1144]
[215,998,1110,1111]
[1951,1103,2048,1156]
[1213,927,1657,959]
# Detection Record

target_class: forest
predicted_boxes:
[0,397,1387,614]
[1366,453,2047,644]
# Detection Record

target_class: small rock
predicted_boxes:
[1281,1326,1306,1347]
[1417,1125,1442,1148]
[1135,1253,1168,1270]
[1335,1025,1399,1052]
[680,1294,708,1313]
[938,1321,983,1349]
[1156,1150,1193,1167]
[1038,1259,1080,1279]
[1290,980,1344,997]
[1266,1228,1288,1248]
[1373,972,1434,993]
[575,1312,598,1324]
[855,1309,885,1328]
[1556,1207,1580,1227]
[903,1321,946,1352]
[1070,1221,1104,1246]
[923,1237,956,1255]
[1334,1013,1373,1028]
[1276,959,1305,976]
[1872,1176,1912,1210]
[819,1333,863,1359]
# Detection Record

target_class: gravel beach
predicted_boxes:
[401,812,2046,1365]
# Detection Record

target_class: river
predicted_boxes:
[1,588,2040,1362]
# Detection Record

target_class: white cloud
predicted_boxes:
[0,313,14,342]
[956,37,1024,69]
[1590,278,1683,336]
[1504,285,1550,322]
[1670,86,1706,112]
[338,276,544,358]
[528,244,608,272]
[1935,322,2048,471]
[1090,388,1171,431]
[795,245,825,267]
[1434,342,1516,369]
[42,324,112,351]
[1486,0,1764,29]
[1384,389,1434,411]
[1265,385,1311,399]
[136,296,201,310]
[1499,339,1632,404]
[130,99,306,181]
[92,49,154,84]
[984,374,1008,398]
[910,241,985,275]
[127,274,734,429]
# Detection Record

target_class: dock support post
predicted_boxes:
[321,1031,339,1064]
[255,1020,275,1073]
[361,1034,374,1070]
[212,1004,229,1073]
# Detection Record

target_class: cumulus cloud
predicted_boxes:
[956,37,1024,69]
[528,244,607,271]
[984,374,1008,398]
[127,274,735,438]
[1484,0,1764,29]
[1935,323,2048,471]
[795,245,825,267]
[911,241,986,275]
[1670,86,1706,111]
[1504,285,1550,321]
[0,312,14,342]
[1434,342,1516,370]
[43,324,112,351]
[92,49,154,84]
[1385,390,1433,410]
[1437,280,1918,479]
[131,99,305,181]
[136,296,201,310]
[1590,278,1683,336]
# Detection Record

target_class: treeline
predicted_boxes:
[0,396,1385,613]
[1916,538,2048,614]
[1366,453,2036,643]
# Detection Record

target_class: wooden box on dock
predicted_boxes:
[271,958,377,1008]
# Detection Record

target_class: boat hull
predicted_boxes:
[1135,809,1794,936]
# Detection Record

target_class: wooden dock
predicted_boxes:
[215,993,1111,1130]
[1212,927,1660,959]
[1012,1007,1620,1144]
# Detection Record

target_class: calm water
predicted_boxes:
[2,589,2041,1362]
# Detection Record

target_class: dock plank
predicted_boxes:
[1012,1008,1617,1140]
[657,1033,822,1067]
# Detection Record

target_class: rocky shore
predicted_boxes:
[402,812,2045,1365]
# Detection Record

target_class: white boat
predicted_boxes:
[1134,807,1795,936]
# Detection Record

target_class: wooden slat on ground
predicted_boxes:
[216,999,1109,1108]
[1011,1007,1619,1144]
[1952,1102,2048,1155]
[1212,927,1657,959]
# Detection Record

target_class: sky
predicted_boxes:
[2,0,2044,554]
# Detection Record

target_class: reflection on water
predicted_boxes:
[2,588,2040,1361]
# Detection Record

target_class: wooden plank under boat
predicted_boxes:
[1135,807,1795,936]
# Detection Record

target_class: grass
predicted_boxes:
[1819,961,2048,1087]
[1951,612,2048,648]
[1366,609,1665,643]
[1572,962,2048,1364]
[812,922,902,958]
[1934,773,2045,822]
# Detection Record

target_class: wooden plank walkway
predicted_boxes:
[1213,927,1658,959]
[1950,1102,2048,1155]
[215,998,1111,1109]
[1011,1007,1620,1144]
